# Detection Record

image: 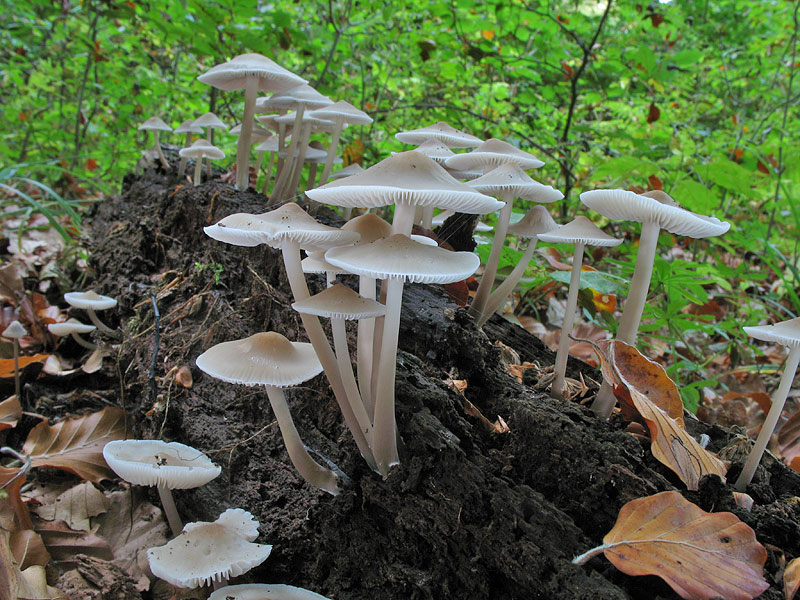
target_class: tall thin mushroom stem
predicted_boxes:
[193,157,204,187]
[331,317,372,445]
[318,116,345,186]
[152,131,169,171]
[469,194,513,320]
[177,132,193,180]
[11,338,20,400]
[358,276,378,417]
[477,239,539,328]
[551,242,586,399]
[235,77,259,191]
[86,308,117,337]
[734,345,800,491]
[288,121,312,197]
[157,485,183,537]
[271,105,306,202]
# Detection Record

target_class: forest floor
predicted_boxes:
[2,160,800,600]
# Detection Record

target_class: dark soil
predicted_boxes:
[10,160,800,599]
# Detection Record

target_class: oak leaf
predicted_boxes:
[0,396,22,431]
[22,406,127,483]
[575,491,769,600]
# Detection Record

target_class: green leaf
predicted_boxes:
[671,179,717,214]
[549,270,622,295]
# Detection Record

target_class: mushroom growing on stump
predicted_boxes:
[537,216,622,400]
[734,317,800,491]
[198,54,306,191]
[63,290,118,337]
[395,121,483,148]
[196,332,344,495]
[325,234,481,475]
[2,321,26,400]
[175,120,205,180]
[48,319,97,350]
[476,205,558,327]
[102,439,222,536]
[179,140,226,187]
[308,100,373,186]
[147,508,271,590]
[580,189,730,417]
[138,117,172,171]
[193,112,229,178]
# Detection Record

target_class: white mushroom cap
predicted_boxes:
[278,145,327,161]
[102,439,222,489]
[579,189,731,238]
[444,139,544,171]
[430,209,493,232]
[254,203,360,250]
[64,290,117,311]
[301,251,347,275]
[197,53,306,93]
[204,213,272,247]
[2,320,27,339]
[147,508,271,588]
[537,215,622,247]
[175,120,205,135]
[305,151,502,214]
[179,139,226,160]
[196,332,323,387]
[395,121,483,148]
[410,234,438,246]
[292,284,386,320]
[744,317,800,348]
[467,164,563,203]
[328,163,364,180]
[209,584,332,600]
[507,206,558,239]
[307,100,372,125]
[257,84,333,110]
[274,113,338,133]
[255,135,282,153]
[342,213,392,244]
[325,234,480,283]
[47,319,96,336]
[408,139,455,165]
[138,117,172,132]
[193,112,228,131]
[229,121,273,140]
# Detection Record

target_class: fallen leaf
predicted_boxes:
[175,365,193,388]
[81,348,107,374]
[648,174,663,190]
[0,353,50,378]
[0,395,22,431]
[28,481,108,532]
[9,530,50,570]
[777,411,800,471]
[34,519,113,568]
[785,556,800,600]
[22,406,128,483]
[18,565,68,599]
[647,102,661,123]
[0,465,33,530]
[576,491,769,600]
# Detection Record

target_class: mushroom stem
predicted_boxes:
[271,104,306,203]
[280,240,377,470]
[70,332,97,350]
[86,309,117,337]
[177,133,192,180]
[12,339,20,400]
[469,193,513,320]
[331,317,372,444]
[157,484,183,537]
[734,345,800,491]
[391,201,417,236]
[372,276,405,475]
[319,116,345,186]
[421,206,435,230]
[591,220,661,417]
[477,239,538,328]
[308,162,319,190]
[551,241,586,399]
[288,121,312,197]
[265,385,342,495]
[262,152,276,196]
[235,77,259,191]
[193,157,204,187]
[357,276,377,417]
[151,131,169,171]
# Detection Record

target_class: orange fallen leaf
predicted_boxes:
[612,341,683,424]
[9,530,50,570]
[574,491,769,600]
[22,406,128,483]
[0,353,50,378]
[0,395,22,431]
[0,465,33,530]
[785,557,800,600]
[481,29,494,40]
[777,410,800,470]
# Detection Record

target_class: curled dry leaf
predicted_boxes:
[0,395,22,431]
[0,465,33,530]
[785,557,800,600]
[10,529,50,570]
[28,481,108,532]
[34,518,113,568]
[22,406,127,483]
[574,491,769,600]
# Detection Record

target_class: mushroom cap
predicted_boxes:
[537,215,622,247]
[341,213,392,244]
[444,139,545,171]
[193,112,228,131]
[255,113,284,131]
[229,121,273,140]
[273,113,337,130]
[147,508,272,588]
[579,189,731,238]
[395,121,483,148]
[196,332,323,387]
[291,284,386,320]
[278,145,327,161]
[64,290,117,311]
[328,163,365,180]
[431,209,493,232]
[410,234,438,246]
[744,317,800,348]
[307,100,372,125]
[467,164,563,203]
[48,319,96,336]
[408,139,455,165]
[138,117,172,132]
[209,584,332,600]
[507,206,558,239]
[175,119,205,135]
[2,320,27,339]
[256,84,333,110]
[203,212,273,247]
[197,53,306,93]
[102,439,222,489]
[253,203,360,250]
[255,135,282,153]
[305,151,502,214]
[325,234,480,283]
[301,251,348,275]
[179,139,225,160]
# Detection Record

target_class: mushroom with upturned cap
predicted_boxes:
[196,332,344,495]
[102,439,222,536]
[138,116,172,171]
[734,317,800,491]
[63,290,118,337]
[537,216,622,399]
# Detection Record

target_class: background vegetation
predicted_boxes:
[1,0,798,410]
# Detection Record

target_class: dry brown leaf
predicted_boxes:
[28,481,108,532]
[777,411,800,471]
[0,529,18,600]
[785,556,800,600]
[81,348,107,374]
[0,465,33,530]
[175,365,193,388]
[0,395,22,431]
[575,491,769,600]
[9,529,50,570]
[34,519,113,568]
[0,353,50,378]
[18,565,68,599]
[22,406,127,483]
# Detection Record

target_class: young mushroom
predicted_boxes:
[138,117,172,171]
[102,439,222,536]
[734,317,800,491]
[63,290,118,338]
[307,100,373,186]
[193,112,229,178]
[537,216,622,400]
[2,321,27,400]
[179,140,226,187]
[196,331,344,495]
[47,319,97,350]
[209,584,331,600]
[175,120,205,180]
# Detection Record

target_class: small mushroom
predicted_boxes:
[537,216,622,399]
[48,319,97,350]
[63,290,118,337]
[138,117,172,171]
[209,583,332,600]
[734,317,800,491]
[395,121,483,148]
[102,439,222,536]
[193,112,229,177]
[174,120,205,180]
[2,321,27,399]
[179,140,226,187]
[307,100,373,186]
[147,508,271,589]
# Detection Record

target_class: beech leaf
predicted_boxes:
[777,411,800,472]
[0,465,33,530]
[9,529,50,570]
[0,395,22,431]
[34,519,113,568]
[22,406,127,483]
[786,557,800,600]
[574,491,769,600]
